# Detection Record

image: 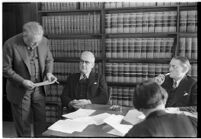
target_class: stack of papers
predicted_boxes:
[123,109,145,125]
[62,108,95,119]
[104,114,132,136]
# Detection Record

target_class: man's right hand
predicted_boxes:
[154,74,165,85]
[22,80,36,90]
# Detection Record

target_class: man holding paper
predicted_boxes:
[125,80,197,137]
[61,51,108,112]
[154,56,197,112]
[3,22,57,137]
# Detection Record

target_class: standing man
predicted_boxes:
[3,21,57,137]
[61,51,108,112]
[154,56,197,112]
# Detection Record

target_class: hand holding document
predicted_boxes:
[34,79,59,87]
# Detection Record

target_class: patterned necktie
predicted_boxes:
[172,80,177,88]
[82,74,87,80]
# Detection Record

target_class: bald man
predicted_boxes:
[61,51,108,112]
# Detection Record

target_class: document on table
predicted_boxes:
[123,109,145,125]
[104,114,132,136]
[90,113,111,125]
[48,119,92,133]
[34,80,56,87]
[62,108,96,119]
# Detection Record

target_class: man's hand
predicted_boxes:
[154,74,165,85]
[46,73,57,82]
[22,80,36,90]
[69,99,91,109]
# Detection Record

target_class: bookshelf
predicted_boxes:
[36,2,197,123]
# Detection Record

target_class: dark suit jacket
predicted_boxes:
[61,72,108,109]
[162,75,197,112]
[125,110,197,137]
[3,33,54,105]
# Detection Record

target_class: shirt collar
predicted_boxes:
[80,72,90,80]
[173,75,185,87]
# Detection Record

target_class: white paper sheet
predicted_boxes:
[90,113,111,125]
[48,118,94,133]
[104,115,132,136]
[104,114,124,124]
[123,109,145,125]
[62,108,96,119]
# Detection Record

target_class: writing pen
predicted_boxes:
[165,73,170,76]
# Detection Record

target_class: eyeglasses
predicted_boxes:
[80,59,92,65]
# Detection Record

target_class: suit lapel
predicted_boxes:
[87,72,95,89]
[16,44,32,74]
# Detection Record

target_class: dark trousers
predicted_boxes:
[10,88,46,137]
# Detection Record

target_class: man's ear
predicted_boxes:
[182,65,189,74]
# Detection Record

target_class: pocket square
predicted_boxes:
[94,82,97,84]
[184,92,189,96]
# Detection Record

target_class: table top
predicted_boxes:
[43,104,131,137]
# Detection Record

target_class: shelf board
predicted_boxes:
[54,57,103,62]
[106,58,171,63]
[105,33,177,38]
[46,34,102,39]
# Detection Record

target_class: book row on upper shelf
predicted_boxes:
[48,36,197,60]
[49,39,101,58]
[41,10,197,35]
[40,2,196,11]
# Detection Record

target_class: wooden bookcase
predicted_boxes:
[36,2,197,123]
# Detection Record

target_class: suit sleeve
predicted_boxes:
[90,74,108,104]
[3,41,24,86]
[45,39,54,74]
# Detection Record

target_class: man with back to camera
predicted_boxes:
[3,21,57,137]
[154,56,197,112]
[125,80,197,137]
[61,51,108,112]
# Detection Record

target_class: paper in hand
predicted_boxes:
[34,80,56,87]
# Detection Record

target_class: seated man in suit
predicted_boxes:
[61,51,108,112]
[154,56,197,112]
[125,80,197,137]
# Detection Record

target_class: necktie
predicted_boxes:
[82,74,87,80]
[172,80,177,88]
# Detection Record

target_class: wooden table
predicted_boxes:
[42,104,131,137]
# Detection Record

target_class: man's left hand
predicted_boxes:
[46,73,57,82]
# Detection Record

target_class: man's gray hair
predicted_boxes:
[23,21,44,36]
[81,51,95,63]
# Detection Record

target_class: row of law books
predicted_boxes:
[53,62,102,82]
[105,62,197,83]
[105,63,169,83]
[105,2,195,8]
[105,11,177,33]
[42,13,100,35]
[106,38,174,59]
[40,2,196,11]
[109,86,134,107]
[179,37,197,59]
[41,2,77,11]
[180,10,197,32]
[80,2,103,9]
[49,39,101,58]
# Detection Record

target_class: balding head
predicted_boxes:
[79,51,95,75]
